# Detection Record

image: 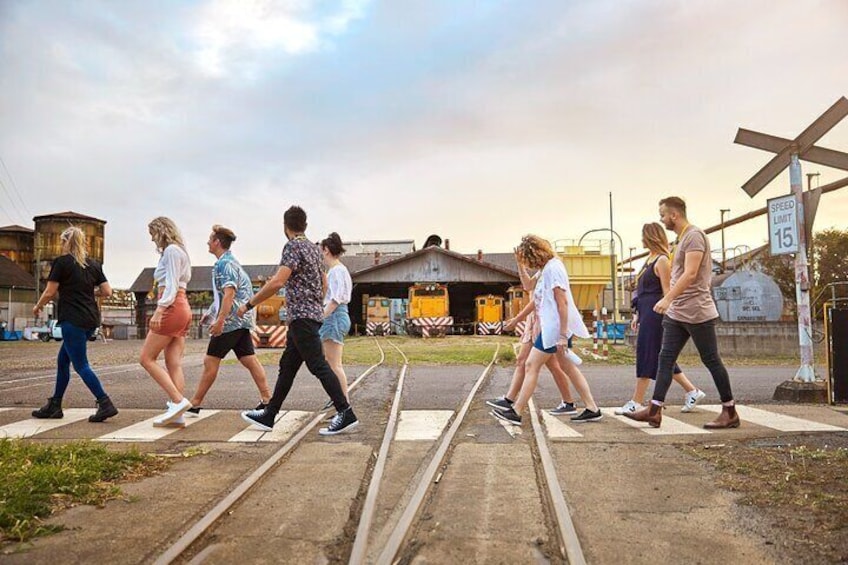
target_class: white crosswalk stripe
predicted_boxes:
[700,404,847,432]
[395,410,454,441]
[0,409,92,438]
[541,411,583,438]
[606,410,711,435]
[96,410,220,442]
[0,405,844,443]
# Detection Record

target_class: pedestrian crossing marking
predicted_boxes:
[0,409,92,438]
[541,411,583,438]
[606,410,711,436]
[497,418,522,438]
[228,410,311,443]
[96,410,220,442]
[395,410,454,441]
[700,404,846,432]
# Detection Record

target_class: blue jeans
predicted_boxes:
[54,322,107,400]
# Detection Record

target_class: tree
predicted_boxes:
[759,228,848,312]
[811,228,848,303]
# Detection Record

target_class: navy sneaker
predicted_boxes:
[486,396,513,410]
[241,408,276,431]
[319,407,359,436]
[548,402,578,416]
[570,408,603,423]
[491,406,522,426]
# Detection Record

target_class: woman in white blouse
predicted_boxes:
[140,217,193,425]
[319,232,353,401]
[491,235,602,425]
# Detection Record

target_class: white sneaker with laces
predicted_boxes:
[614,400,640,415]
[681,389,706,413]
[565,349,583,366]
[153,398,192,426]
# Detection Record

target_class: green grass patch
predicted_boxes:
[0,439,168,543]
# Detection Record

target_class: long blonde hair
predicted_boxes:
[61,226,88,268]
[642,222,670,257]
[516,235,556,269]
[148,217,186,255]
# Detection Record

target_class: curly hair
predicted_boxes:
[516,235,555,269]
[60,226,88,268]
[148,217,187,255]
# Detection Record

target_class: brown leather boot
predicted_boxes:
[623,403,662,428]
[704,405,740,429]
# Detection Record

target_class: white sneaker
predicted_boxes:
[614,400,640,415]
[681,389,706,413]
[565,349,583,366]
[153,398,192,426]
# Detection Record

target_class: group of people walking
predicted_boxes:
[31,195,739,434]
[32,206,358,435]
[488,196,739,430]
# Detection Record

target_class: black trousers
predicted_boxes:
[652,316,734,404]
[267,318,350,414]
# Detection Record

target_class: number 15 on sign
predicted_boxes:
[767,194,799,256]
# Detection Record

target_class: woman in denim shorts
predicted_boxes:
[319,232,353,401]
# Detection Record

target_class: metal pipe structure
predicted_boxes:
[619,174,848,266]
[578,228,625,326]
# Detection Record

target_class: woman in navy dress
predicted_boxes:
[615,223,705,415]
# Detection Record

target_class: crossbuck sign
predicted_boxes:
[767,194,799,255]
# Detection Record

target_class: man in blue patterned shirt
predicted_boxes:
[238,206,359,435]
[186,225,271,416]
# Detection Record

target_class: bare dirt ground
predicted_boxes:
[685,430,848,564]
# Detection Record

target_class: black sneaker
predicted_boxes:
[570,408,603,423]
[548,402,578,416]
[491,406,522,426]
[254,401,268,411]
[241,408,276,431]
[319,408,359,436]
[485,396,513,410]
[186,406,202,416]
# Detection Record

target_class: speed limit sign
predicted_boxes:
[767,194,799,256]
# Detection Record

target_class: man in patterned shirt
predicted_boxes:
[238,207,359,435]
[186,225,271,416]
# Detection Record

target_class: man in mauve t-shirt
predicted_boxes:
[625,196,739,429]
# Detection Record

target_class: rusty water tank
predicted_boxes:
[0,224,35,274]
[33,211,107,282]
[711,270,784,322]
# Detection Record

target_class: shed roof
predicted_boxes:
[0,255,36,289]
[0,224,34,234]
[33,211,106,224]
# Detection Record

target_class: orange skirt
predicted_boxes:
[151,289,192,337]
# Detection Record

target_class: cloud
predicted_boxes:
[191,0,369,77]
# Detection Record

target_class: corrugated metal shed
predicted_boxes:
[353,246,518,284]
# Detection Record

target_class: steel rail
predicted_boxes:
[153,338,386,565]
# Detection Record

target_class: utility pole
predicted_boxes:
[608,192,618,326]
[720,209,730,272]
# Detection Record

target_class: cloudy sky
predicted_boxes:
[1,0,847,287]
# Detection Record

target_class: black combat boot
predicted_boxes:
[32,397,63,419]
[89,395,119,423]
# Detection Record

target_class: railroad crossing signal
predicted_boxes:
[735,97,848,197]
[735,96,848,385]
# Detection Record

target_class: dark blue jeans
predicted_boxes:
[267,318,349,414]
[54,322,107,400]
[652,317,734,404]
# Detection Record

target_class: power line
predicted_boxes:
[0,176,26,224]
[0,155,31,217]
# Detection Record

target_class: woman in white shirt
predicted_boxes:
[491,235,602,425]
[140,217,193,426]
[319,232,353,401]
